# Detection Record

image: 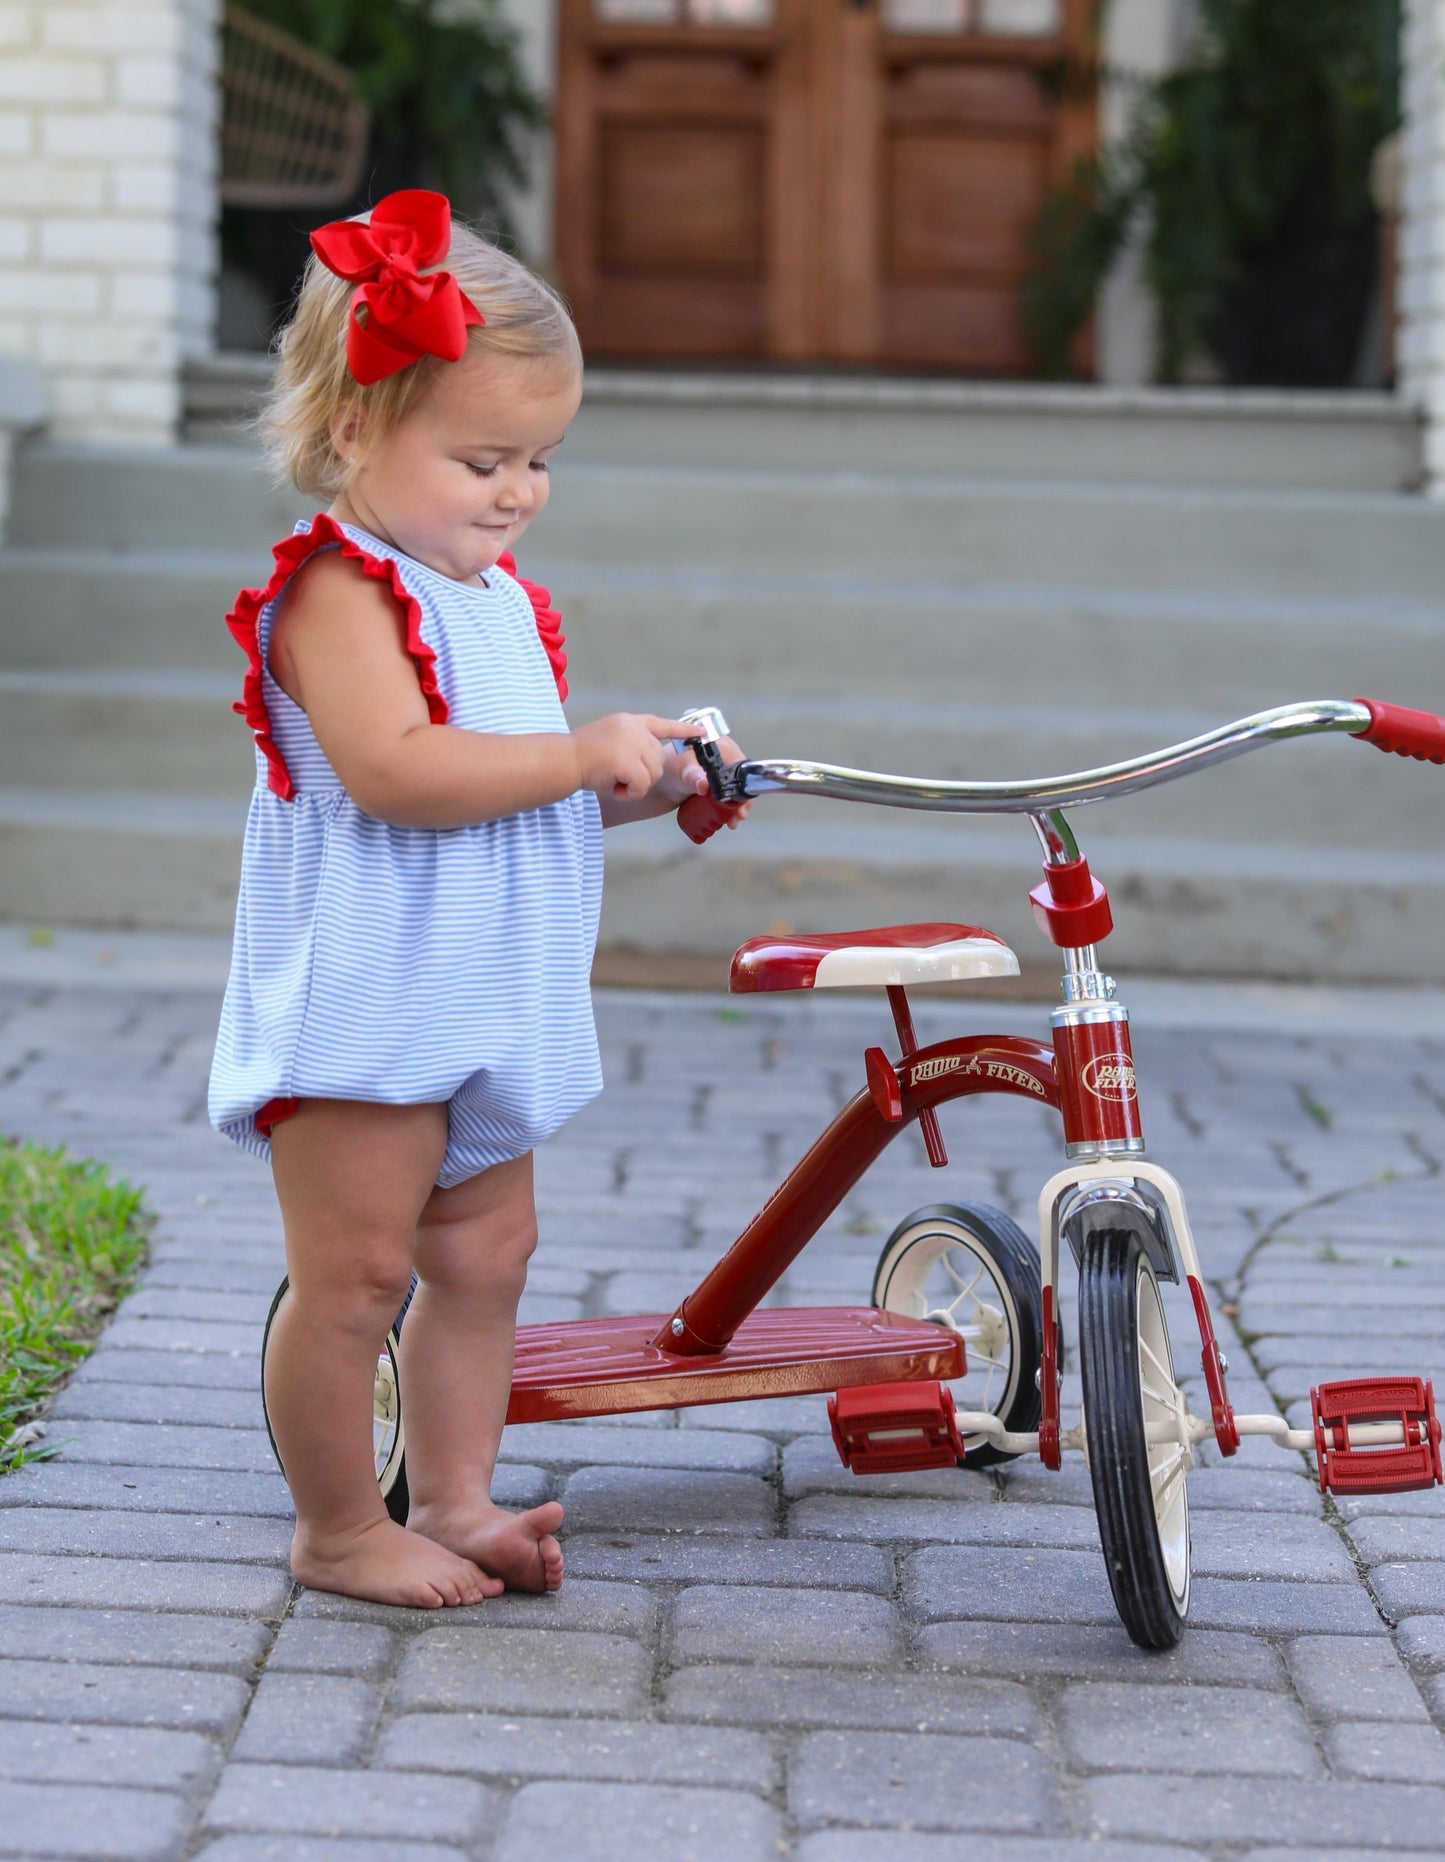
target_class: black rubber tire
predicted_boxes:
[871,1201,1044,1468]
[260,1274,413,1525]
[384,1452,410,1528]
[1077,1227,1190,1650]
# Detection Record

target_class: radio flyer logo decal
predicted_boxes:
[1081,1055,1138,1103]
[910,1056,960,1084]
[908,1052,1047,1098]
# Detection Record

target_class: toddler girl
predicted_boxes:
[208,190,743,1609]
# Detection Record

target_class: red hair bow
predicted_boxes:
[310,189,484,386]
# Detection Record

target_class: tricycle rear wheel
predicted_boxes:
[871,1201,1043,1467]
[260,1275,412,1525]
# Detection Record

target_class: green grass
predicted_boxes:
[1,1138,149,1473]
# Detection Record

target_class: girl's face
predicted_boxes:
[333,349,582,582]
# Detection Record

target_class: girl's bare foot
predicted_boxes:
[291,1515,502,1608]
[409,1499,565,1593]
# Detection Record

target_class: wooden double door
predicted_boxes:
[555,0,1095,373]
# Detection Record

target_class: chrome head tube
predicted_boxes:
[1031,809,1078,865]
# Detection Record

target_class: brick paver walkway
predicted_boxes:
[2,964,1445,1859]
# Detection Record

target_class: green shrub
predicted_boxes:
[1023,0,1401,385]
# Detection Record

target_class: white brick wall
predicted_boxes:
[1400,0,1445,489]
[0,0,219,445]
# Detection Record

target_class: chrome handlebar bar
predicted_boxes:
[722,699,1373,817]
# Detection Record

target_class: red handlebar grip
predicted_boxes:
[677,793,742,844]
[1354,697,1445,766]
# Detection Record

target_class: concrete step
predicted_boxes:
[5,552,1435,718]
[14,445,1445,601]
[2,784,1438,984]
[0,548,254,670]
[0,670,253,791]
[528,469,1445,601]
[0,788,244,934]
[185,355,1425,493]
[8,444,304,551]
[547,566,1437,711]
[607,806,1445,987]
[2,670,1432,858]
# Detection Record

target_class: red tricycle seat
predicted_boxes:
[730,923,1021,994]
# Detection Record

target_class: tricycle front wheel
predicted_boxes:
[1078,1228,1191,1649]
[871,1201,1043,1468]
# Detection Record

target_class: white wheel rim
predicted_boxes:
[373,1338,404,1493]
[1136,1258,1190,1605]
[878,1225,1022,1451]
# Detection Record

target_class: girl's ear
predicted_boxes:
[330,402,367,468]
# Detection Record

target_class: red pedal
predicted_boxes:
[828,1379,964,1475]
[1311,1376,1443,1496]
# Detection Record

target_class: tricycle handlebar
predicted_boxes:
[723,698,1396,816]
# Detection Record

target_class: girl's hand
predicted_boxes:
[671,733,753,826]
[573,713,699,801]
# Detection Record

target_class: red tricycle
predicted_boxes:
[262,694,1445,1649]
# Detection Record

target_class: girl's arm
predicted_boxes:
[270,553,693,829]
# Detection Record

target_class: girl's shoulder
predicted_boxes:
[270,539,404,654]
[234,515,431,659]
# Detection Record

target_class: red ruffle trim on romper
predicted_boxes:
[498,550,568,703]
[225,512,450,801]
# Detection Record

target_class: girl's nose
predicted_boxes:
[498,468,534,515]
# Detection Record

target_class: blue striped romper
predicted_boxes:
[208,514,604,1188]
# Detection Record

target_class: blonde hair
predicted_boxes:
[262,214,582,498]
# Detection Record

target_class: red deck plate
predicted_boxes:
[506,1306,966,1424]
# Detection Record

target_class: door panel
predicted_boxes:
[556,0,809,359]
[555,0,1095,370]
[888,132,1050,276]
[600,124,765,271]
[585,275,767,354]
[841,4,1090,372]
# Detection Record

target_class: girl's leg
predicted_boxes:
[267,1098,500,1608]
[402,1152,564,1592]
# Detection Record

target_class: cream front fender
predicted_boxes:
[1037,1158,1205,1295]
